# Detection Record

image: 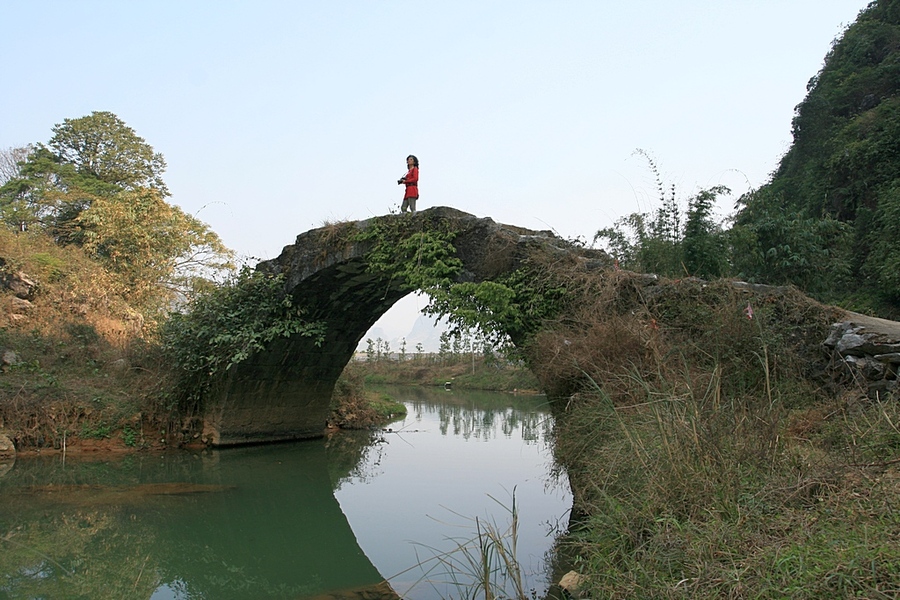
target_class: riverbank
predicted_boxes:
[536,277,900,599]
[340,355,541,393]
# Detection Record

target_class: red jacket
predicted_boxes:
[402,167,418,198]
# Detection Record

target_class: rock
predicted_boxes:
[107,358,130,372]
[559,570,585,597]
[825,315,900,400]
[1,269,38,300]
[1,348,21,370]
[0,433,15,477]
[874,352,900,364]
[9,297,33,313]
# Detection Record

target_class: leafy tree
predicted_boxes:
[862,182,900,301]
[595,177,732,280]
[731,188,852,293]
[594,150,695,277]
[73,187,234,310]
[0,145,95,231]
[682,186,731,279]
[451,334,462,362]
[0,146,31,185]
[438,331,451,364]
[736,1,900,313]
[0,112,233,313]
[1,111,169,233]
[48,111,169,196]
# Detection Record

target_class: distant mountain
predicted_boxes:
[404,313,449,353]
[356,315,448,353]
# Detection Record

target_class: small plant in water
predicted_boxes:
[405,491,536,600]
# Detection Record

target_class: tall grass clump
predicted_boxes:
[404,493,542,600]
[538,270,899,598]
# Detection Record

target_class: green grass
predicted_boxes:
[367,392,407,420]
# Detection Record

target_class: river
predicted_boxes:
[0,386,571,599]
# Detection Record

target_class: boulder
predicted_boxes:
[9,297,33,313]
[559,570,585,598]
[1,269,38,300]
[1,348,21,370]
[0,433,15,477]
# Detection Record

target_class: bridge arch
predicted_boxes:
[201,207,608,446]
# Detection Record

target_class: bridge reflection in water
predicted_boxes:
[0,440,395,599]
[334,386,569,600]
[0,388,567,600]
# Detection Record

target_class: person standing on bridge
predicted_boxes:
[398,154,419,213]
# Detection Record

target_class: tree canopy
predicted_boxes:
[49,111,169,196]
[0,111,233,314]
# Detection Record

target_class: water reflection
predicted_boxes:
[0,387,569,600]
[333,386,569,600]
[0,444,391,599]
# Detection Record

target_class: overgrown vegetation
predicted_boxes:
[752,0,900,314]
[353,212,463,293]
[159,267,326,415]
[329,368,406,429]
[0,227,165,450]
[521,264,899,598]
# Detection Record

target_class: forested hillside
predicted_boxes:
[598,0,900,319]
[734,0,900,314]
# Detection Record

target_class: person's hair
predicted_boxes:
[406,155,419,167]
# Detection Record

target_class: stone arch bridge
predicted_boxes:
[201,207,900,447]
[202,207,609,446]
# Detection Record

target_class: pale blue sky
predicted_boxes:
[0,0,871,336]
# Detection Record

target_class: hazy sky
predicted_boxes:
[0,0,871,337]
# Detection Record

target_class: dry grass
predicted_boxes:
[0,229,169,450]
[519,262,899,598]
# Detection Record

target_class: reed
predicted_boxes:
[402,492,539,600]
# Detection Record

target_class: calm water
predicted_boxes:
[0,386,570,599]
